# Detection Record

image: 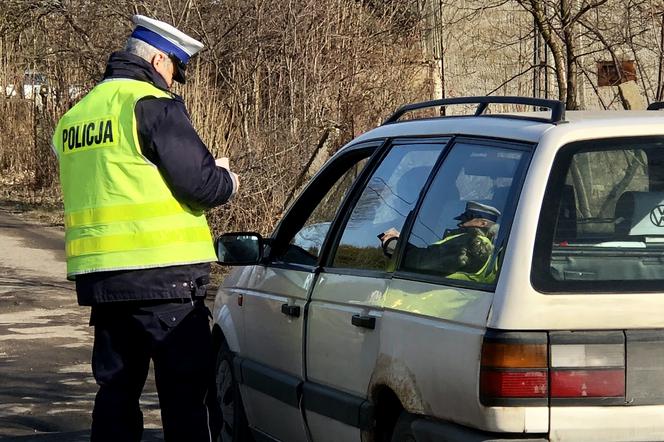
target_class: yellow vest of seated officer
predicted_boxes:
[52,78,217,280]
[434,233,495,283]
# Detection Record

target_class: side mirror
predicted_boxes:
[215,232,263,265]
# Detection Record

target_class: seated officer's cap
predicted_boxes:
[454,201,501,223]
[130,15,204,84]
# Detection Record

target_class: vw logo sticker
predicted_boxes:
[650,205,664,227]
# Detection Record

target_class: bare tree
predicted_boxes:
[4,0,664,234]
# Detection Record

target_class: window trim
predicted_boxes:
[318,267,392,280]
[267,141,384,269]
[532,136,664,294]
[321,137,452,277]
[392,136,534,291]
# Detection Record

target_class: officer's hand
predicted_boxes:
[378,227,400,257]
[215,157,230,169]
[379,227,400,245]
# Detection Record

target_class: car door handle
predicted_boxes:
[351,314,376,330]
[281,303,300,318]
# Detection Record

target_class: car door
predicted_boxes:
[234,142,379,442]
[303,139,449,441]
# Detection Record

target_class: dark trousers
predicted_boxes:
[89,300,216,442]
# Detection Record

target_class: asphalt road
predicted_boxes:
[0,206,163,441]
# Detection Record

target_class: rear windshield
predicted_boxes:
[532,137,664,292]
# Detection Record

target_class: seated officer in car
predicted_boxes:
[380,201,500,282]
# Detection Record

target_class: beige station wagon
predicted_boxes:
[212,96,664,442]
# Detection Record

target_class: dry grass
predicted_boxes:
[0,0,432,238]
[0,180,64,226]
[2,1,658,236]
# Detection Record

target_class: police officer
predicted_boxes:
[381,201,500,281]
[432,201,500,280]
[51,15,237,442]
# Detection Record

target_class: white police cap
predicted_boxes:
[131,15,203,83]
[454,201,501,223]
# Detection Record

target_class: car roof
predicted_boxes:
[346,110,664,148]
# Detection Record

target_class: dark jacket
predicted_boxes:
[74,51,235,306]
[404,227,494,275]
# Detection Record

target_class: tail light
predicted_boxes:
[549,331,625,404]
[480,331,548,406]
[480,330,626,406]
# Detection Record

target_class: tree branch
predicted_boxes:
[568,0,610,27]
[486,64,540,95]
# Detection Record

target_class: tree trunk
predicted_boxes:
[527,0,567,103]
[561,0,578,110]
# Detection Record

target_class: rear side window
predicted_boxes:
[399,141,529,285]
[533,137,664,292]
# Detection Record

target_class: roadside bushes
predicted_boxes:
[0,0,430,235]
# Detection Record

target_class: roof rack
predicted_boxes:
[382,96,566,125]
[647,102,664,111]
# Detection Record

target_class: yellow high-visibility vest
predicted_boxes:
[434,233,495,283]
[52,78,217,280]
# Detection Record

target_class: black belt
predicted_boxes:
[191,276,209,300]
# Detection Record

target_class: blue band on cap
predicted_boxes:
[131,26,190,64]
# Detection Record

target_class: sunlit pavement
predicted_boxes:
[0,206,163,440]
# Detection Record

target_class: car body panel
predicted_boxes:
[549,406,664,441]
[305,273,385,394]
[492,120,664,331]
[305,273,386,440]
[371,306,550,433]
[214,265,254,353]
[239,388,308,442]
[226,264,313,373]
[305,411,359,442]
[374,278,548,433]
[231,264,312,441]
[382,278,493,324]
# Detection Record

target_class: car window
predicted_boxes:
[273,150,372,266]
[331,143,444,271]
[533,137,664,292]
[400,142,528,285]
